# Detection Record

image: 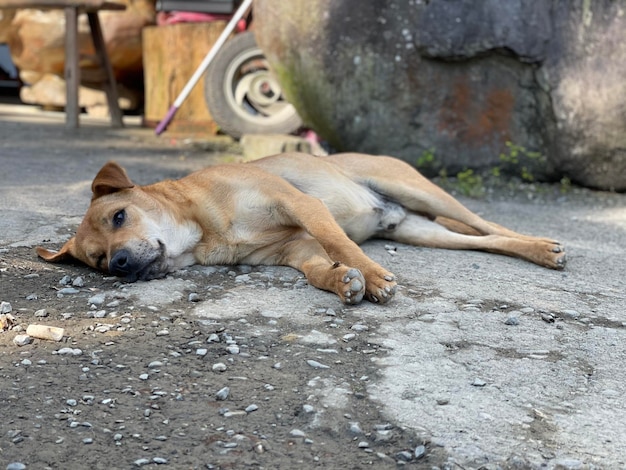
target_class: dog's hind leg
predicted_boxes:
[328,154,561,240]
[325,154,565,268]
[385,214,566,269]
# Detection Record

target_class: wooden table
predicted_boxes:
[0,0,126,128]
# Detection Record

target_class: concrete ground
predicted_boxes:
[1,103,625,468]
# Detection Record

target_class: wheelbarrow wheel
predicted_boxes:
[204,31,302,139]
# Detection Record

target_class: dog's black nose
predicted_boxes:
[109,249,132,275]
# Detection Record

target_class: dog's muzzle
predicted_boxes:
[108,241,166,282]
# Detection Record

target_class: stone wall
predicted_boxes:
[254,0,626,191]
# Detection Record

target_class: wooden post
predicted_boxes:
[143,22,228,134]
[64,5,79,128]
[87,11,124,127]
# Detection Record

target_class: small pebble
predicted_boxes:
[196,348,208,356]
[59,275,72,285]
[245,404,258,413]
[396,450,413,462]
[56,347,83,356]
[226,345,240,354]
[134,458,151,466]
[342,333,356,342]
[139,373,149,380]
[6,463,26,470]
[58,287,80,295]
[414,445,426,459]
[1,301,13,314]
[152,457,168,464]
[350,324,369,332]
[504,316,520,326]
[88,293,106,305]
[148,361,163,369]
[21,359,32,366]
[207,333,220,343]
[216,387,230,400]
[562,309,580,319]
[83,438,93,444]
[13,335,32,347]
[303,404,315,413]
[349,422,363,435]
[306,359,330,369]
[289,429,306,438]
[188,293,201,302]
[358,441,369,448]
[472,378,487,387]
[72,276,85,287]
[66,399,77,406]
[212,362,227,372]
[34,308,48,318]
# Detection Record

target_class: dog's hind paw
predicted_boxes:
[340,268,366,305]
[546,242,567,269]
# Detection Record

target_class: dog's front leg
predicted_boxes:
[275,237,368,304]
[275,195,397,304]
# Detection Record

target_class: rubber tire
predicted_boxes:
[204,31,302,139]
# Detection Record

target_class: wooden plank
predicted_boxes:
[143,22,227,134]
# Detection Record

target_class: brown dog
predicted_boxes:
[37,152,566,304]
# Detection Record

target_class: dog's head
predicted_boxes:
[37,162,199,282]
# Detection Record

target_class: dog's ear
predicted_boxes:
[36,238,78,264]
[91,161,135,200]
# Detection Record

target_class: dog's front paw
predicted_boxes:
[363,269,397,304]
[340,267,366,305]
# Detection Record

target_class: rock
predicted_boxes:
[13,334,32,346]
[3,1,154,112]
[306,359,330,369]
[55,347,83,356]
[255,0,626,190]
[88,293,106,306]
[1,301,12,313]
[212,362,227,372]
[289,429,306,438]
[216,387,230,401]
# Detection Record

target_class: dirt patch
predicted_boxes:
[1,246,447,469]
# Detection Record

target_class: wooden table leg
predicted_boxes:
[64,6,79,128]
[87,12,124,128]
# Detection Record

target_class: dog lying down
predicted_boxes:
[37,152,566,305]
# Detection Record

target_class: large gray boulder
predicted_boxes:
[254,0,626,191]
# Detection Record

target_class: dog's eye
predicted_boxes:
[112,209,126,228]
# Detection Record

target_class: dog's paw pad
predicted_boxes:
[341,268,366,304]
[364,271,397,304]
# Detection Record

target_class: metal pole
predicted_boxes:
[155,0,254,135]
